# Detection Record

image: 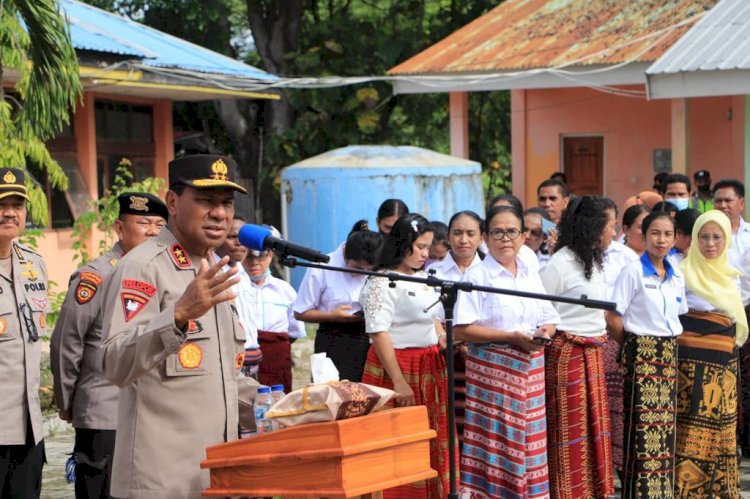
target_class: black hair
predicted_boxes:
[488,193,523,212]
[232,213,247,223]
[344,224,384,266]
[170,183,188,195]
[537,178,570,198]
[349,219,371,234]
[652,201,678,216]
[430,221,449,244]
[641,211,676,234]
[675,208,701,235]
[523,207,550,220]
[622,205,649,229]
[377,213,433,270]
[485,205,526,232]
[550,172,568,184]
[713,178,745,198]
[555,195,610,279]
[448,210,485,234]
[376,199,409,221]
[664,173,691,193]
[653,171,669,193]
[602,197,618,217]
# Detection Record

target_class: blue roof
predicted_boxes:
[61,0,278,81]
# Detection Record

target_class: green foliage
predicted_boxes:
[0,0,80,226]
[71,157,166,264]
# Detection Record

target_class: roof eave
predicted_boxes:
[391,62,651,94]
[646,68,750,99]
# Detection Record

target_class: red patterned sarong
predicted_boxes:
[545,332,614,499]
[257,330,292,393]
[361,345,454,498]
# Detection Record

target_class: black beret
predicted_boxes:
[117,192,168,220]
[168,154,247,194]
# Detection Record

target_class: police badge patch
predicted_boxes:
[75,271,103,305]
[121,292,149,322]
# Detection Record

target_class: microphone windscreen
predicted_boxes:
[238,224,271,251]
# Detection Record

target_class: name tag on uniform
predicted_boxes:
[407,291,416,296]
[645,284,657,289]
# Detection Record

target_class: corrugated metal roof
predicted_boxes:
[62,0,277,81]
[647,0,750,74]
[389,0,718,76]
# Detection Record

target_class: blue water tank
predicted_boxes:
[280,145,484,288]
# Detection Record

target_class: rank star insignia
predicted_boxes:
[178,343,203,369]
[170,243,191,269]
[121,292,149,322]
[20,262,38,281]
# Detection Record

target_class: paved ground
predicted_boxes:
[38,335,750,497]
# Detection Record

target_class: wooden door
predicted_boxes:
[563,136,603,196]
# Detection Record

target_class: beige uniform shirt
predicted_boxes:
[50,244,123,430]
[101,228,245,499]
[0,242,48,445]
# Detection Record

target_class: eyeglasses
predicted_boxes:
[698,234,725,244]
[19,303,38,342]
[489,229,522,241]
[528,229,544,238]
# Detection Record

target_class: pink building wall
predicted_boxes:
[511,87,745,212]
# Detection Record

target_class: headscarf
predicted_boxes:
[680,210,748,344]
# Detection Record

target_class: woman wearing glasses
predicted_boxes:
[540,195,617,499]
[606,211,687,498]
[455,205,559,498]
[674,210,746,497]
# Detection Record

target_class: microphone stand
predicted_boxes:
[280,256,615,499]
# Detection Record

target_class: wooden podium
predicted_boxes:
[201,406,437,498]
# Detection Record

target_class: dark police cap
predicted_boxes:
[0,168,29,201]
[168,154,247,194]
[117,192,168,220]
[694,169,711,180]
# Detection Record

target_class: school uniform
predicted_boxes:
[293,247,369,382]
[610,253,687,498]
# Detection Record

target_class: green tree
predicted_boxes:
[0,0,81,225]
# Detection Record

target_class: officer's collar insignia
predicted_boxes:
[187,319,203,334]
[121,292,149,322]
[211,159,228,181]
[178,343,203,369]
[12,244,23,261]
[3,171,15,184]
[109,258,118,266]
[170,243,191,269]
[129,196,149,212]
[20,262,38,281]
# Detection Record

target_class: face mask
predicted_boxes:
[698,184,711,194]
[250,269,271,283]
[666,198,689,211]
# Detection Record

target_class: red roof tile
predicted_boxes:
[389,0,718,75]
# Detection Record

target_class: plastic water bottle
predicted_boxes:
[254,386,274,434]
[270,385,286,431]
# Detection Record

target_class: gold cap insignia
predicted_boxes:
[3,171,16,184]
[129,196,149,212]
[211,158,228,181]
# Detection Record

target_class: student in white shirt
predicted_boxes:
[375,198,408,235]
[293,221,384,382]
[426,210,484,453]
[674,210,747,496]
[360,213,451,498]
[540,195,617,499]
[241,248,305,393]
[454,205,559,498]
[607,211,687,498]
[487,194,541,273]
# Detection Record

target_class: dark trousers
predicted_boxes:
[74,428,115,499]
[0,430,44,499]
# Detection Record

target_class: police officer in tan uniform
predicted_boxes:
[0,168,48,497]
[100,155,249,499]
[50,192,168,499]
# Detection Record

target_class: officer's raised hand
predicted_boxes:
[173,256,239,329]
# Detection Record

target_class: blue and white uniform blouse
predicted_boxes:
[610,252,688,337]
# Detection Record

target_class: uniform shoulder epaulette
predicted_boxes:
[118,236,169,269]
[13,241,42,259]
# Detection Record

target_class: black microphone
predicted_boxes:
[237,224,330,263]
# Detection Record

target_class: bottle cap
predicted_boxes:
[258,386,270,394]
[271,384,285,391]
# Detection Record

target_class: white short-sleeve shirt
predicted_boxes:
[603,241,639,297]
[360,271,440,349]
[426,252,482,321]
[540,246,607,337]
[610,253,688,337]
[455,255,560,337]
[237,274,307,341]
[293,247,367,315]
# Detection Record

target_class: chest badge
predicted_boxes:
[121,293,149,322]
[187,319,203,334]
[20,262,38,281]
[235,352,244,370]
[178,343,203,369]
